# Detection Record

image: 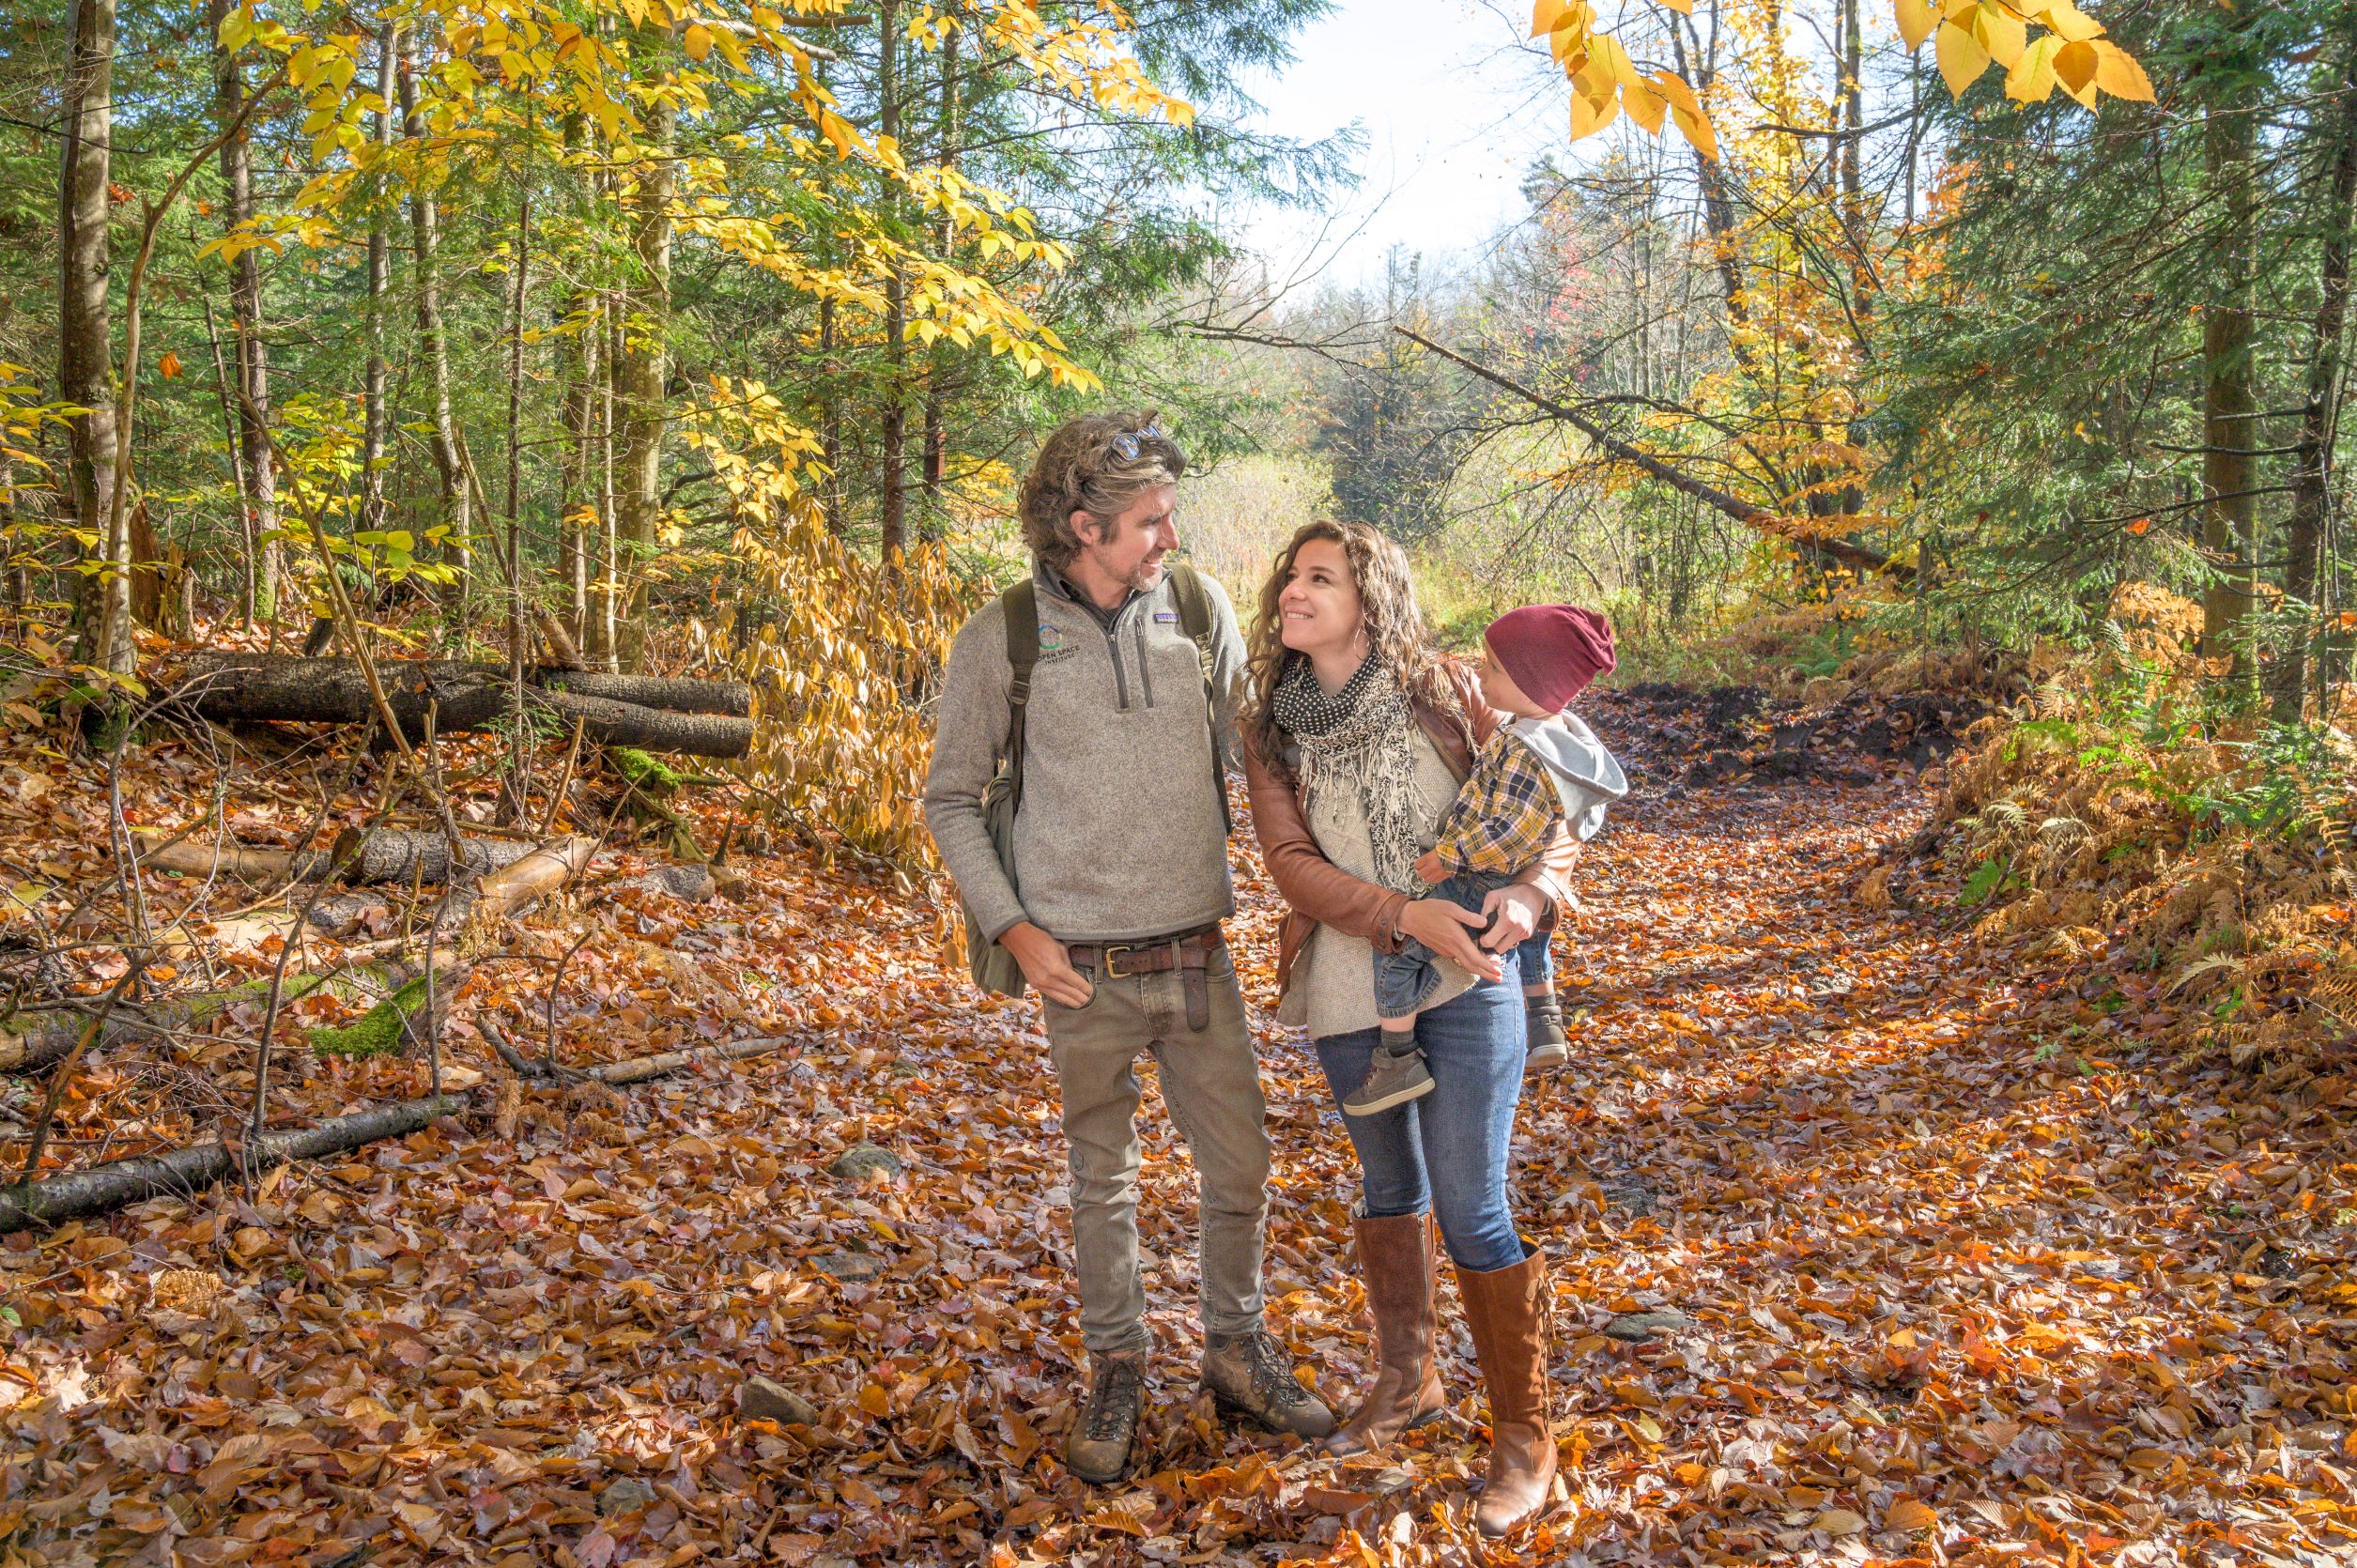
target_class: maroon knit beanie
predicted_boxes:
[1483,604,1616,714]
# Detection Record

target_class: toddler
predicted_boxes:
[1343,604,1626,1117]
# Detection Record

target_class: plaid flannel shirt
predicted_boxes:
[1430,728,1564,879]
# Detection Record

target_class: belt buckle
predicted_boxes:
[1101,945,1137,979]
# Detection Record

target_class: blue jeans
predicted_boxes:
[1372,870,1554,1022]
[1317,968,1528,1271]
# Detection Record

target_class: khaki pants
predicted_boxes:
[1042,948,1271,1357]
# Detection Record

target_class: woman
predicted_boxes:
[1241,520,1579,1538]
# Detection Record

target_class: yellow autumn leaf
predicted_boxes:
[1973,3,2026,68]
[1571,84,1619,140]
[684,23,714,61]
[1886,1498,1939,1533]
[2024,0,2103,42]
[1648,68,1702,115]
[1591,33,1640,89]
[2092,38,2156,101]
[1531,0,1567,36]
[1896,0,1936,49]
[1672,101,1718,161]
[1936,19,1992,97]
[2006,34,2061,101]
[1658,0,1691,11]
[1624,76,1668,133]
[2054,38,2101,107]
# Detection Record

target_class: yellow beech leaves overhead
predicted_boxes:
[1535,0,2154,159]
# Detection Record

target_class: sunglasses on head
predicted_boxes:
[1108,419,1165,462]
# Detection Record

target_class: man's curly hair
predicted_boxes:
[1016,411,1187,571]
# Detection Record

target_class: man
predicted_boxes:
[924,412,1333,1483]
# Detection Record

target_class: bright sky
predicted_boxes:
[1227,0,1575,293]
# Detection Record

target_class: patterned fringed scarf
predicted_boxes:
[1272,653,1424,895]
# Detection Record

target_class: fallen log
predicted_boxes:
[532,689,750,760]
[176,653,749,724]
[0,1031,797,1232]
[589,1035,793,1085]
[307,964,465,1057]
[188,838,598,956]
[0,1092,474,1233]
[133,828,331,884]
[331,827,539,885]
[2,972,353,1073]
[453,837,597,930]
[543,671,748,716]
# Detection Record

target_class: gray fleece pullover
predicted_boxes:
[922,561,1248,945]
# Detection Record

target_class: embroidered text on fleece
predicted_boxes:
[923,562,1249,946]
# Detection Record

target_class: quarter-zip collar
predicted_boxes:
[1043,561,1142,634]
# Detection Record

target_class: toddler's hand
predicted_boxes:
[1414,850,1447,885]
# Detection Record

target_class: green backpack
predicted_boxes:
[964,562,1228,996]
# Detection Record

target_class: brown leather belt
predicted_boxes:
[1067,926,1225,1030]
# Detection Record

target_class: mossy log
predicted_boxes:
[2,972,351,1073]
[306,972,454,1057]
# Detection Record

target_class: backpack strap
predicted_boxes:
[1163,562,1234,834]
[1000,577,1040,809]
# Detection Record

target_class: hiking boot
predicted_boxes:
[1344,1048,1434,1116]
[1201,1328,1335,1439]
[1064,1351,1147,1483]
[1525,994,1568,1073]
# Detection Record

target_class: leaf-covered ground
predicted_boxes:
[6,698,2357,1566]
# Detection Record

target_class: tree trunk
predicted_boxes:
[361,22,397,533]
[615,64,675,671]
[818,295,845,535]
[209,0,279,628]
[2203,95,2260,671]
[559,291,597,643]
[2280,30,2357,719]
[919,8,961,526]
[61,0,123,674]
[398,23,468,637]
[877,0,908,564]
[589,281,622,669]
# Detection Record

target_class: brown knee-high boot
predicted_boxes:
[1325,1210,1446,1457]
[1455,1239,1561,1536]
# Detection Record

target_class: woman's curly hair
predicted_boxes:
[1243,519,1470,787]
[1016,411,1187,570]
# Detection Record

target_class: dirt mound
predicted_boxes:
[1594,683,1996,790]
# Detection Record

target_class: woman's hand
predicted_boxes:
[1398,899,1504,983]
[1478,884,1549,952]
[1000,921,1096,1008]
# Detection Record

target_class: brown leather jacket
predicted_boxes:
[1242,660,1581,1000]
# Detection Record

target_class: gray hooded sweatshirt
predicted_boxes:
[922,561,1248,945]
[1506,711,1628,843]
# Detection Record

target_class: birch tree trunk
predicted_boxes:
[361,22,397,534]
